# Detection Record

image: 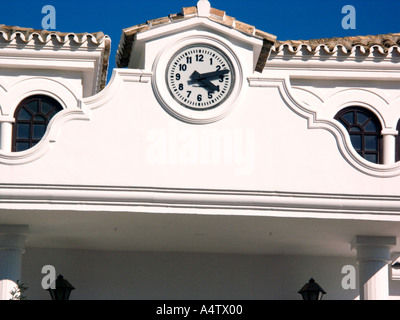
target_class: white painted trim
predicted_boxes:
[0,77,88,164]
[136,17,261,48]
[152,34,244,124]
[248,76,400,177]
[1,184,400,221]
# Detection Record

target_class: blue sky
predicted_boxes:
[1,0,400,82]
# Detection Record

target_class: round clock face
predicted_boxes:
[166,44,235,111]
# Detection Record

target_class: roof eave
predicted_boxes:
[116,6,277,71]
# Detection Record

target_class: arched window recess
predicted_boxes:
[12,95,63,152]
[335,107,383,164]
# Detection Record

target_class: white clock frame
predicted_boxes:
[152,35,243,124]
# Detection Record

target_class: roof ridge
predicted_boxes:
[0,24,109,44]
[274,32,400,54]
[116,5,276,69]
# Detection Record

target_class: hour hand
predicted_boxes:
[189,71,219,92]
[190,69,230,81]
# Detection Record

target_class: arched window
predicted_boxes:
[12,95,63,152]
[335,107,382,164]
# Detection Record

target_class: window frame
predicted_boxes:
[334,106,383,164]
[12,95,63,152]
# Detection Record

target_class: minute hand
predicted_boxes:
[191,69,230,81]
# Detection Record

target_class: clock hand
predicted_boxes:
[188,71,220,92]
[190,69,230,81]
[200,79,219,92]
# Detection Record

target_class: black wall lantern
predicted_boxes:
[298,278,326,300]
[47,274,75,300]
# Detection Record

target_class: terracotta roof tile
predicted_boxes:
[116,6,276,71]
[0,24,111,91]
[181,6,198,17]
[116,3,400,72]
[273,33,400,55]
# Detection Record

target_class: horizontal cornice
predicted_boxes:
[0,184,400,220]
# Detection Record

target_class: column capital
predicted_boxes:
[0,225,29,285]
[352,235,397,263]
[352,235,396,248]
[0,225,29,253]
[0,115,15,124]
[0,225,29,234]
[381,128,399,136]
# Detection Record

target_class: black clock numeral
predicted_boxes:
[216,65,221,71]
[197,94,202,102]
[196,54,204,62]
[208,92,213,99]
[209,58,213,65]
[186,91,192,98]
[186,57,192,64]
[179,64,187,71]
[176,73,181,81]
[179,83,184,91]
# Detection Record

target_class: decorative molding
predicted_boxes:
[0,77,88,164]
[152,35,243,124]
[248,75,400,177]
[83,69,153,110]
[1,184,400,220]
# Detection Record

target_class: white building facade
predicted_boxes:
[1,1,400,300]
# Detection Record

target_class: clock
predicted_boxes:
[166,44,235,111]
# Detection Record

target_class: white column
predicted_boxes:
[381,129,398,165]
[0,225,29,283]
[0,119,14,152]
[352,235,396,300]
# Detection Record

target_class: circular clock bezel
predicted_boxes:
[152,36,242,124]
[165,44,236,111]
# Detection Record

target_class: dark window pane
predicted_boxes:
[365,135,378,151]
[349,126,361,132]
[350,134,362,150]
[26,101,38,114]
[16,142,30,152]
[47,109,58,120]
[33,123,46,139]
[364,120,378,133]
[342,112,354,124]
[365,153,378,163]
[357,112,369,125]
[18,108,32,120]
[338,119,348,129]
[33,115,46,122]
[41,101,54,114]
[17,123,30,139]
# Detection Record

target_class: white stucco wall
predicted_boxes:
[21,248,361,300]
[1,14,400,301]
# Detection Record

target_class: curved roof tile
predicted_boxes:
[116,6,277,72]
[273,33,400,55]
[0,25,111,91]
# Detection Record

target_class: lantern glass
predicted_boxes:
[298,278,326,300]
[47,274,75,300]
